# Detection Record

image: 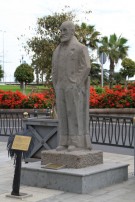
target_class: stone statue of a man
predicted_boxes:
[52,21,92,152]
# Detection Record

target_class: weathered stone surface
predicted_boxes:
[41,149,103,168]
[21,161,128,194]
[52,21,92,150]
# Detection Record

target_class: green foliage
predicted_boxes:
[0,85,22,92]
[95,86,105,94]
[14,63,34,84]
[113,72,125,85]
[0,85,47,94]
[90,62,101,85]
[0,65,4,81]
[90,61,109,85]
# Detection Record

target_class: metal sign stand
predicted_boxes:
[11,150,22,196]
[6,135,33,199]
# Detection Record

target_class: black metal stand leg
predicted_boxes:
[11,150,22,196]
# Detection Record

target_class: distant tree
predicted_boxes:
[0,65,4,81]
[120,58,135,79]
[99,34,129,88]
[120,57,135,87]
[14,63,34,89]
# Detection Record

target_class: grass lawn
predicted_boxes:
[0,84,46,94]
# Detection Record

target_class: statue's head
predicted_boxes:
[60,21,75,43]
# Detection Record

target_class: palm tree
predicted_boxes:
[75,23,101,50]
[99,33,129,88]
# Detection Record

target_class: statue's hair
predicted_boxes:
[60,21,75,32]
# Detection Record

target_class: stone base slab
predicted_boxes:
[41,149,103,168]
[6,193,33,199]
[21,161,128,194]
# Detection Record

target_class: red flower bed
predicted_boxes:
[0,90,26,109]
[0,88,55,109]
[22,93,48,109]
[89,87,101,108]
[0,84,135,109]
[90,84,135,108]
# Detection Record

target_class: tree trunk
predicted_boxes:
[39,71,44,84]
[125,76,128,89]
[20,82,23,90]
[109,59,115,89]
[35,68,39,85]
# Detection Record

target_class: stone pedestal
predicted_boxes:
[21,161,128,194]
[41,149,103,168]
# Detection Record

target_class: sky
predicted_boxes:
[0,0,135,82]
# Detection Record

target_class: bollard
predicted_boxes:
[34,107,38,117]
[46,107,51,117]
[23,112,29,119]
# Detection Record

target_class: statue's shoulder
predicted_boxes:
[73,39,89,59]
[52,45,60,60]
[53,45,60,53]
[73,37,87,51]
[75,41,88,54]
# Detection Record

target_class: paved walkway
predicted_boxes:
[0,142,135,202]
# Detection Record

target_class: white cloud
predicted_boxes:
[0,0,135,81]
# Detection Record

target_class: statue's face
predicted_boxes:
[60,24,73,43]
